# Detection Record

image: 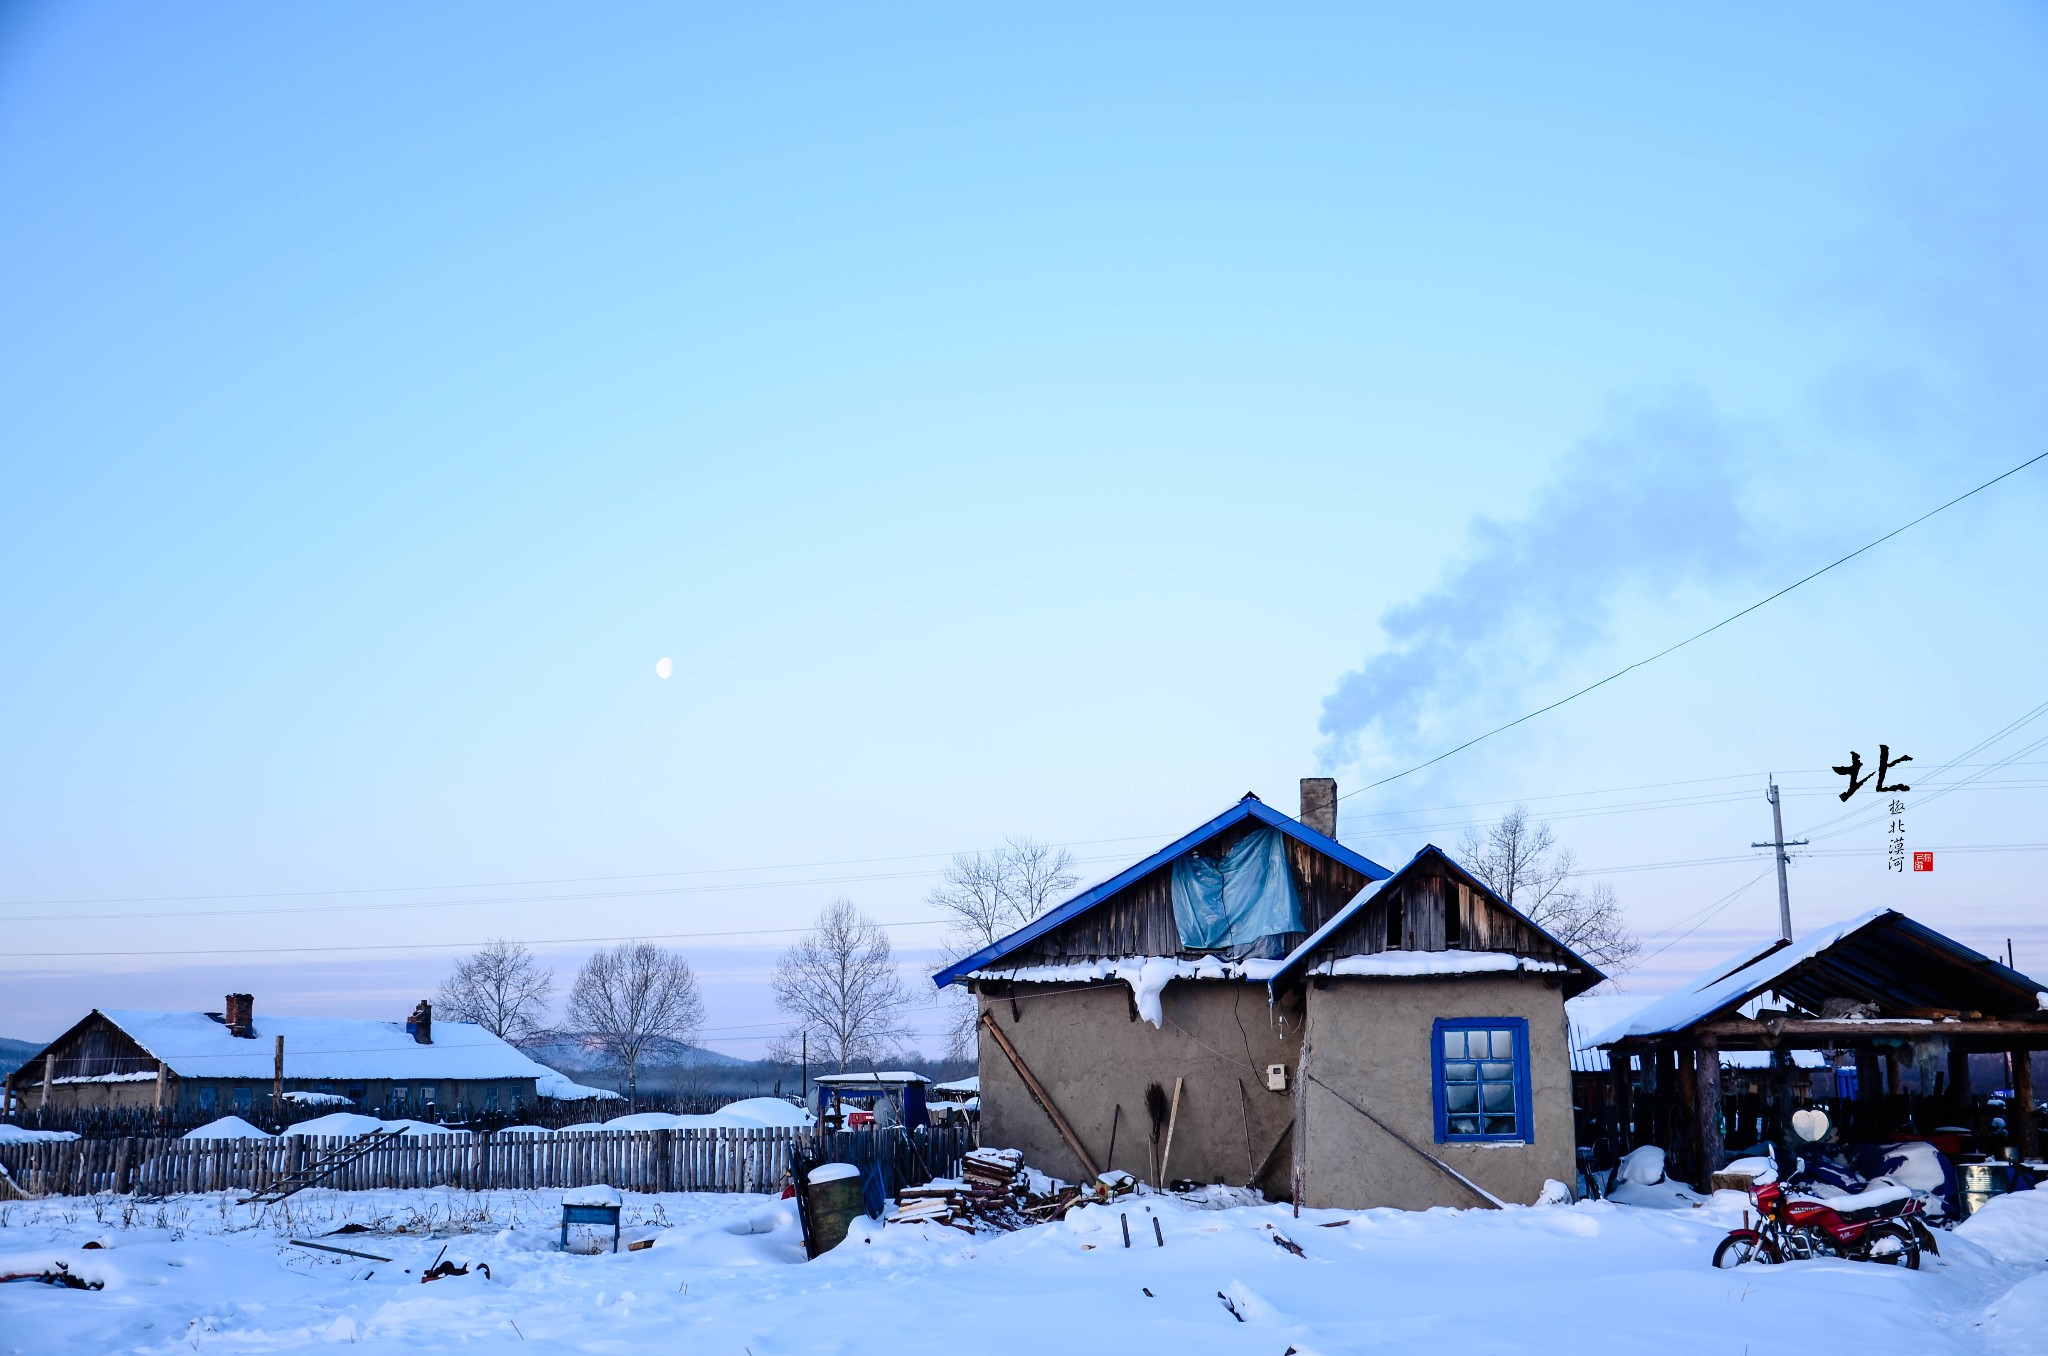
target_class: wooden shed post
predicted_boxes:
[1855,1047,1880,1103]
[1694,1036,1723,1187]
[2013,1049,2038,1161]
[1675,1047,1698,1182]
[154,1064,168,1116]
[1947,1042,1972,1113]
[41,1052,55,1109]
[1609,1054,1634,1153]
[273,1035,285,1124]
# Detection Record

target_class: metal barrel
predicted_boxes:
[804,1163,866,1255]
[1957,1160,2007,1220]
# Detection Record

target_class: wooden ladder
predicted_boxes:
[249,1130,404,1203]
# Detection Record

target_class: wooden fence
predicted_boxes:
[0,1126,973,1199]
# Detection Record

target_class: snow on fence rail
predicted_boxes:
[0,1126,975,1199]
[0,1128,809,1197]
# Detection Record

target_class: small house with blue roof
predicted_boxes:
[935,779,1604,1209]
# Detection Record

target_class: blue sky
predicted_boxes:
[3,4,2046,1052]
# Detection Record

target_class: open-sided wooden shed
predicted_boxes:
[1592,909,2048,1187]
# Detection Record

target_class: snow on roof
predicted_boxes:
[1567,993,1823,1072]
[812,1071,930,1085]
[1279,877,1391,969]
[1310,951,1567,979]
[535,1071,624,1101]
[1585,910,1893,1045]
[98,1008,558,1083]
[966,956,1287,1027]
[933,1076,979,1094]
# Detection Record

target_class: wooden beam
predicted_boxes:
[1247,1119,1292,1189]
[1695,1018,2048,1045]
[2015,1049,2038,1162]
[1157,1077,1185,1187]
[1676,1046,1698,1182]
[1610,1056,1633,1153]
[1694,1038,1722,1188]
[1857,1046,1881,1103]
[976,1010,1100,1180]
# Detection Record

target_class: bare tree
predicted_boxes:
[1457,807,1639,973]
[435,939,555,1044]
[928,836,1079,1059]
[771,900,912,1072]
[566,943,706,1108]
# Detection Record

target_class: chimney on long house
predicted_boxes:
[224,992,256,1039]
[1300,777,1338,839]
[407,1000,433,1045]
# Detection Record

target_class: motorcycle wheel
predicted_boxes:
[1908,1216,1941,1257]
[1866,1223,1921,1270]
[1713,1231,1782,1268]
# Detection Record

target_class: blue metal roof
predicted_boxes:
[930,794,1393,989]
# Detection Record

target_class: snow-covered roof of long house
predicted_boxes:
[95,1009,558,1082]
[1587,909,2048,1047]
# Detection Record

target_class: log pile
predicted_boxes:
[885,1151,1137,1232]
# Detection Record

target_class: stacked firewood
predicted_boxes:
[887,1149,1137,1232]
[884,1147,1024,1230]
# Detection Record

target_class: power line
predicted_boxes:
[1339,448,2048,799]
[1631,870,1775,966]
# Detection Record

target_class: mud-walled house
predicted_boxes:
[934,781,1604,1209]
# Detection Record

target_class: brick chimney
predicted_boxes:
[224,992,256,1039]
[1300,778,1338,839]
[407,1000,433,1045]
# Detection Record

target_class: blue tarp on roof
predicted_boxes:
[1170,826,1301,951]
[931,794,1391,988]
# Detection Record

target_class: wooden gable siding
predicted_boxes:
[1004,824,1372,965]
[46,1016,157,1082]
[1301,865,1578,970]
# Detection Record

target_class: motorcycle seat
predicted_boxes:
[1797,1183,1914,1221]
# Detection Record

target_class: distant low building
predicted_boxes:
[2,994,605,1119]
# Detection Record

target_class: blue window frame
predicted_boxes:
[198,1086,218,1111]
[1432,1017,1533,1143]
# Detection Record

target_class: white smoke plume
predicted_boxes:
[1318,394,1766,773]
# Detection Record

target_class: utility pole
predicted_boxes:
[1752,778,1809,942]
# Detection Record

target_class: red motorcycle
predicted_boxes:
[1713,1180,1931,1270]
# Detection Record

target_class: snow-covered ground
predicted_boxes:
[2,1183,2043,1354]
